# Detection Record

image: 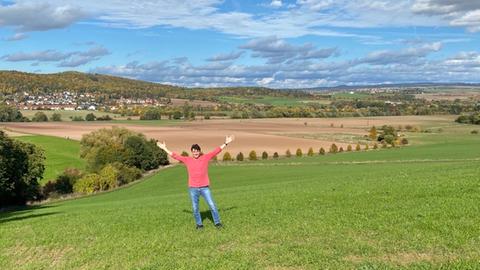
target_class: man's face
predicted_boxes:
[191,149,201,159]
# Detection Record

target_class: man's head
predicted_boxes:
[191,144,202,159]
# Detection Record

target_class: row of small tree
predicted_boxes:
[191,139,408,162]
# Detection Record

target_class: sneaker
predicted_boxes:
[214,223,223,229]
[196,224,204,230]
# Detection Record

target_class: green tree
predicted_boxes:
[50,112,62,121]
[32,111,48,122]
[347,145,352,151]
[0,131,45,206]
[273,152,279,159]
[0,104,25,122]
[74,173,102,194]
[222,152,232,161]
[140,107,161,120]
[319,147,325,155]
[80,127,168,172]
[369,126,377,140]
[72,116,84,121]
[236,152,244,161]
[307,147,314,156]
[356,143,361,151]
[329,144,338,153]
[285,149,292,158]
[85,113,96,121]
[249,150,257,161]
[181,151,189,157]
[296,148,303,157]
[262,151,268,160]
[172,111,182,120]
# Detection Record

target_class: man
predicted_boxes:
[157,135,235,229]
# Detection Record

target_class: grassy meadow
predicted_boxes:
[1,118,479,269]
[16,135,85,184]
[20,110,123,121]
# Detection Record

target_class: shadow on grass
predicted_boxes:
[183,206,237,223]
[0,205,61,224]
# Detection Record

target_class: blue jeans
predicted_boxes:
[189,186,221,226]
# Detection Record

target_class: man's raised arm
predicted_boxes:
[157,141,173,156]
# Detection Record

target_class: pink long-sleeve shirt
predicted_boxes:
[171,147,222,187]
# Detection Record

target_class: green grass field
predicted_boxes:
[16,135,85,184]
[20,110,123,121]
[1,119,479,269]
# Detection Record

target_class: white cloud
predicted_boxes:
[240,36,338,64]
[2,45,110,67]
[270,0,282,8]
[206,51,244,62]
[0,2,86,31]
[412,0,480,32]
[3,33,27,41]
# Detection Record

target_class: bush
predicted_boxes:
[0,131,44,207]
[355,144,361,151]
[401,138,409,145]
[339,147,344,152]
[373,143,378,149]
[72,116,84,121]
[0,104,25,122]
[85,113,96,121]
[456,113,480,125]
[98,164,120,190]
[172,111,182,120]
[181,151,189,157]
[97,115,112,121]
[273,152,279,159]
[42,168,83,197]
[80,127,168,172]
[383,135,395,145]
[329,144,338,153]
[347,145,352,152]
[307,147,314,156]
[319,147,325,155]
[140,108,161,120]
[285,149,292,158]
[74,173,102,194]
[32,112,48,122]
[236,152,244,161]
[249,150,257,161]
[222,152,232,161]
[472,130,479,134]
[381,141,388,148]
[262,151,268,160]
[296,148,303,157]
[50,112,62,121]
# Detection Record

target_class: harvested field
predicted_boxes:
[1,115,453,157]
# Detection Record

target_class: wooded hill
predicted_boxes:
[0,71,310,100]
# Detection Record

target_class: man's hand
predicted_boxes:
[225,135,235,145]
[157,141,167,150]
[156,141,173,155]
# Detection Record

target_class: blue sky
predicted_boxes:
[1,0,480,88]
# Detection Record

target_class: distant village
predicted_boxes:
[3,91,162,111]
[2,86,424,111]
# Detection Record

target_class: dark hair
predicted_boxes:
[191,144,201,151]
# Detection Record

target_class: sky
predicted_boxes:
[1,0,480,88]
